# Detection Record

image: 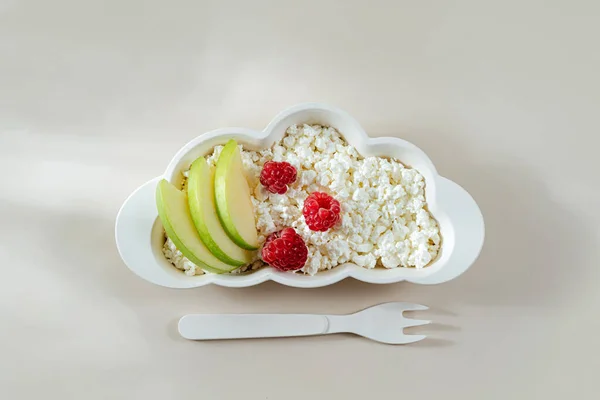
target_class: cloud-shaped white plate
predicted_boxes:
[115,103,484,288]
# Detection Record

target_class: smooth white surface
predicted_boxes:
[179,313,330,340]
[1,0,599,399]
[178,302,429,343]
[116,103,484,287]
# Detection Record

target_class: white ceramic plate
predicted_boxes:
[115,103,484,288]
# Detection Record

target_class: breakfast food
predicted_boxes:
[302,192,341,232]
[261,228,308,271]
[160,124,441,276]
[156,179,239,273]
[187,157,254,266]
[214,140,260,250]
[260,161,297,194]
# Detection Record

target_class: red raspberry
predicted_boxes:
[260,161,297,194]
[261,228,308,272]
[303,192,341,232]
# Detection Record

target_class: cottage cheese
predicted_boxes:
[163,124,440,276]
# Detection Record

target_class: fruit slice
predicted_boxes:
[188,157,255,266]
[214,140,259,250]
[156,179,238,274]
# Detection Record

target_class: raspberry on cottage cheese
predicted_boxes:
[163,124,441,276]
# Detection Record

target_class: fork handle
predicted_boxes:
[179,314,332,340]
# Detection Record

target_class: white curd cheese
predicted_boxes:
[163,124,440,276]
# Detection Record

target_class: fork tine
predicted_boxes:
[398,334,427,344]
[404,319,432,328]
[402,303,429,311]
[378,302,429,312]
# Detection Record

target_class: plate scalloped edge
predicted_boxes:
[115,103,485,288]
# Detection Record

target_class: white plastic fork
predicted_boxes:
[178,302,430,344]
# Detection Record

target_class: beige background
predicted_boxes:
[1,0,599,399]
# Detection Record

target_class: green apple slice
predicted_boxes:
[188,157,255,266]
[156,179,238,274]
[214,139,259,250]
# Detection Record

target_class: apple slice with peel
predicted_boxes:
[156,179,239,274]
[188,157,255,266]
[214,139,259,250]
